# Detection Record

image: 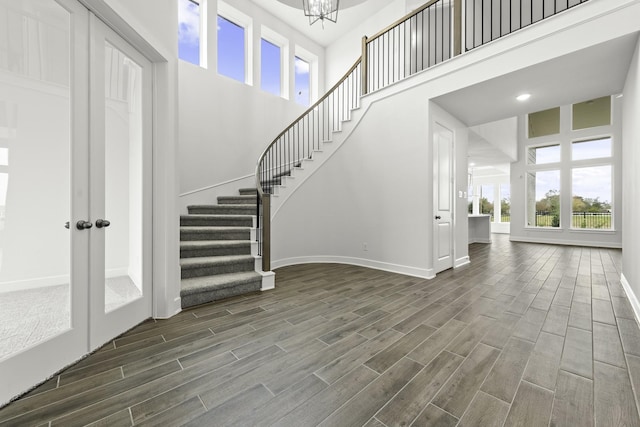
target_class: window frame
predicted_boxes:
[294,45,318,106]
[217,1,253,85]
[260,26,289,99]
[177,0,207,68]
[569,134,615,231]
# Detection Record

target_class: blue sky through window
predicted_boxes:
[178,0,200,66]
[261,39,281,96]
[295,56,310,106]
[218,16,245,82]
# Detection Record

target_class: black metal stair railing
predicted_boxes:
[465,0,589,51]
[255,0,590,271]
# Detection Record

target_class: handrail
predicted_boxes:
[255,57,362,198]
[368,0,443,43]
[254,57,363,270]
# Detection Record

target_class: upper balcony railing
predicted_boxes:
[256,0,589,270]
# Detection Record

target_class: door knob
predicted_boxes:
[96,219,111,228]
[65,221,70,229]
[435,215,442,220]
[76,220,93,230]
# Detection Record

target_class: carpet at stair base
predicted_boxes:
[180,271,263,308]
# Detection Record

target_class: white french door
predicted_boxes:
[0,0,152,405]
[88,14,152,350]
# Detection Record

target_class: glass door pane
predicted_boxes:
[0,0,90,405]
[0,0,72,360]
[103,42,143,313]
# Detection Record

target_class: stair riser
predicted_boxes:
[180,245,251,258]
[180,230,251,241]
[188,206,256,215]
[217,197,257,205]
[180,217,253,227]
[181,280,262,309]
[181,260,256,279]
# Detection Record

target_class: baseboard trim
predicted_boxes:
[509,235,622,249]
[621,273,640,326]
[455,256,470,268]
[0,275,70,293]
[272,256,435,280]
[468,238,492,244]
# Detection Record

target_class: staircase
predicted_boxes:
[180,188,264,308]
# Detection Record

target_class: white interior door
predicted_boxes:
[88,15,152,350]
[433,123,454,273]
[0,1,153,404]
[0,0,90,405]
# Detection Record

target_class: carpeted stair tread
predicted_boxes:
[217,195,257,205]
[180,226,251,241]
[180,214,253,227]
[180,254,254,268]
[239,188,257,195]
[180,255,255,279]
[180,240,250,249]
[180,272,262,308]
[188,205,256,215]
[180,240,252,258]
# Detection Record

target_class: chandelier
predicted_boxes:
[302,0,339,26]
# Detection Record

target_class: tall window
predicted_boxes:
[178,0,201,66]
[294,56,310,106]
[571,138,613,230]
[261,38,281,96]
[218,15,245,82]
[480,185,494,219]
[524,96,615,231]
[527,170,561,228]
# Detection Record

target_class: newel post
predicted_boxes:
[454,0,462,56]
[361,35,368,95]
[262,193,271,272]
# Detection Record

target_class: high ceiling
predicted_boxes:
[249,0,393,46]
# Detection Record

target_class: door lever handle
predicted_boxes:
[435,216,442,220]
[76,220,93,230]
[96,219,111,228]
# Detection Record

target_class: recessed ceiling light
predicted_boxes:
[516,93,531,101]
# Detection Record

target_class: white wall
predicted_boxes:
[270,86,470,279]
[271,89,433,278]
[622,37,640,312]
[510,98,623,248]
[178,0,325,208]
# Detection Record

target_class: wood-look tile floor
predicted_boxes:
[2,235,640,426]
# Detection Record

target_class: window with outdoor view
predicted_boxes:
[527,170,561,228]
[261,38,281,96]
[524,96,615,231]
[178,0,201,66]
[294,56,310,106]
[218,15,246,82]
